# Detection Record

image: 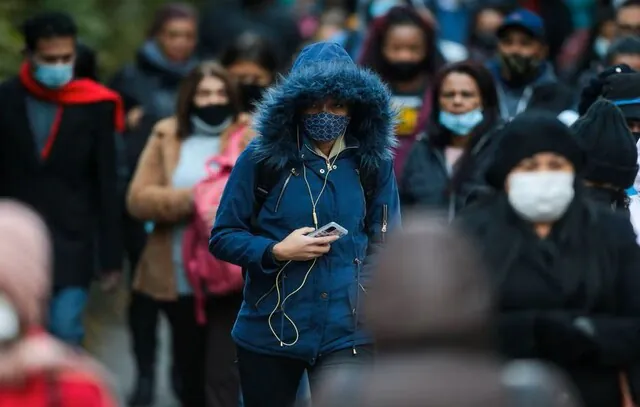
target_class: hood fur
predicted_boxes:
[252,42,397,171]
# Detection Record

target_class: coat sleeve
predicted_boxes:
[363,159,401,271]
[399,144,418,208]
[95,103,122,272]
[209,147,282,274]
[126,127,193,223]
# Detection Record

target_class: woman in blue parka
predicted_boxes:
[209,41,400,406]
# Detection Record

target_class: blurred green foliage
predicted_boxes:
[0,0,207,81]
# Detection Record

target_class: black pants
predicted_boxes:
[205,293,243,407]
[124,213,159,378]
[237,345,374,407]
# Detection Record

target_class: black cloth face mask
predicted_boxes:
[381,59,426,82]
[240,83,267,111]
[192,104,234,127]
[499,53,541,86]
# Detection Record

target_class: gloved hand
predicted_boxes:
[578,64,634,115]
[534,313,598,363]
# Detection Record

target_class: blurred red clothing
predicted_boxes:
[0,369,116,407]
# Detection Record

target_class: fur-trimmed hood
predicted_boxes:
[252,42,397,171]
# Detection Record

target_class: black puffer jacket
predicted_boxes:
[400,128,502,218]
[458,193,640,407]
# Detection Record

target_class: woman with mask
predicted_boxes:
[458,111,640,407]
[127,62,247,407]
[209,42,400,407]
[571,99,638,212]
[359,5,444,177]
[109,4,199,406]
[220,32,280,113]
[400,61,501,218]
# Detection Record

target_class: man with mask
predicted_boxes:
[489,9,575,122]
[0,12,123,346]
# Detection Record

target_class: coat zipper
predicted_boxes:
[275,168,297,212]
[381,204,388,243]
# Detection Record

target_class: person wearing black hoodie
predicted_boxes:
[571,99,638,212]
[109,3,199,406]
[458,111,640,407]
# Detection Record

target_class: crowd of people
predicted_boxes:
[3,0,640,406]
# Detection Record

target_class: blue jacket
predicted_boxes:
[209,42,400,363]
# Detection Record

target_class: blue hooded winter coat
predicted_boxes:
[209,42,400,363]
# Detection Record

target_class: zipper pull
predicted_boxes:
[326,160,331,171]
[381,204,388,243]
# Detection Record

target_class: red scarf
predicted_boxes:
[19,62,125,159]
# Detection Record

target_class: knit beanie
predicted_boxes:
[486,111,585,189]
[578,64,634,116]
[602,72,640,121]
[571,99,638,188]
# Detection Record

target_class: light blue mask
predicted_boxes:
[34,63,74,88]
[439,109,484,136]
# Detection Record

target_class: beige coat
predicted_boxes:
[126,116,253,300]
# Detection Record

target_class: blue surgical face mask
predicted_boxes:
[33,63,74,89]
[593,36,610,59]
[439,109,484,136]
[302,112,350,142]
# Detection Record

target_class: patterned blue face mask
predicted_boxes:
[302,112,350,142]
[439,108,484,136]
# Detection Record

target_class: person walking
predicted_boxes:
[127,62,249,407]
[209,41,400,407]
[458,111,640,407]
[0,11,123,347]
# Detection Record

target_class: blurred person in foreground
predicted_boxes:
[109,4,199,405]
[314,214,582,407]
[128,62,249,407]
[400,61,501,218]
[571,100,638,212]
[0,12,123,345]
[0,200,117,407]
[489,9,576,123]
[458,111,640,407]
[359,5,444,177]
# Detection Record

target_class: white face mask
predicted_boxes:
[0,294,20,342]
[508,171,575,222]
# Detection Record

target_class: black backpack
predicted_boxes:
[251,161,379,221]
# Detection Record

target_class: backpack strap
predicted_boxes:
[251,162,379,227]
[251,161,282,229]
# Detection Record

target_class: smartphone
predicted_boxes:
[307,222,349,239]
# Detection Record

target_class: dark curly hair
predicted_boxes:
[21,11,77,52]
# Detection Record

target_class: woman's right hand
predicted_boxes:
[273,227,339,262]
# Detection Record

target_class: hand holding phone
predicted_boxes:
[273,227,340,262]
